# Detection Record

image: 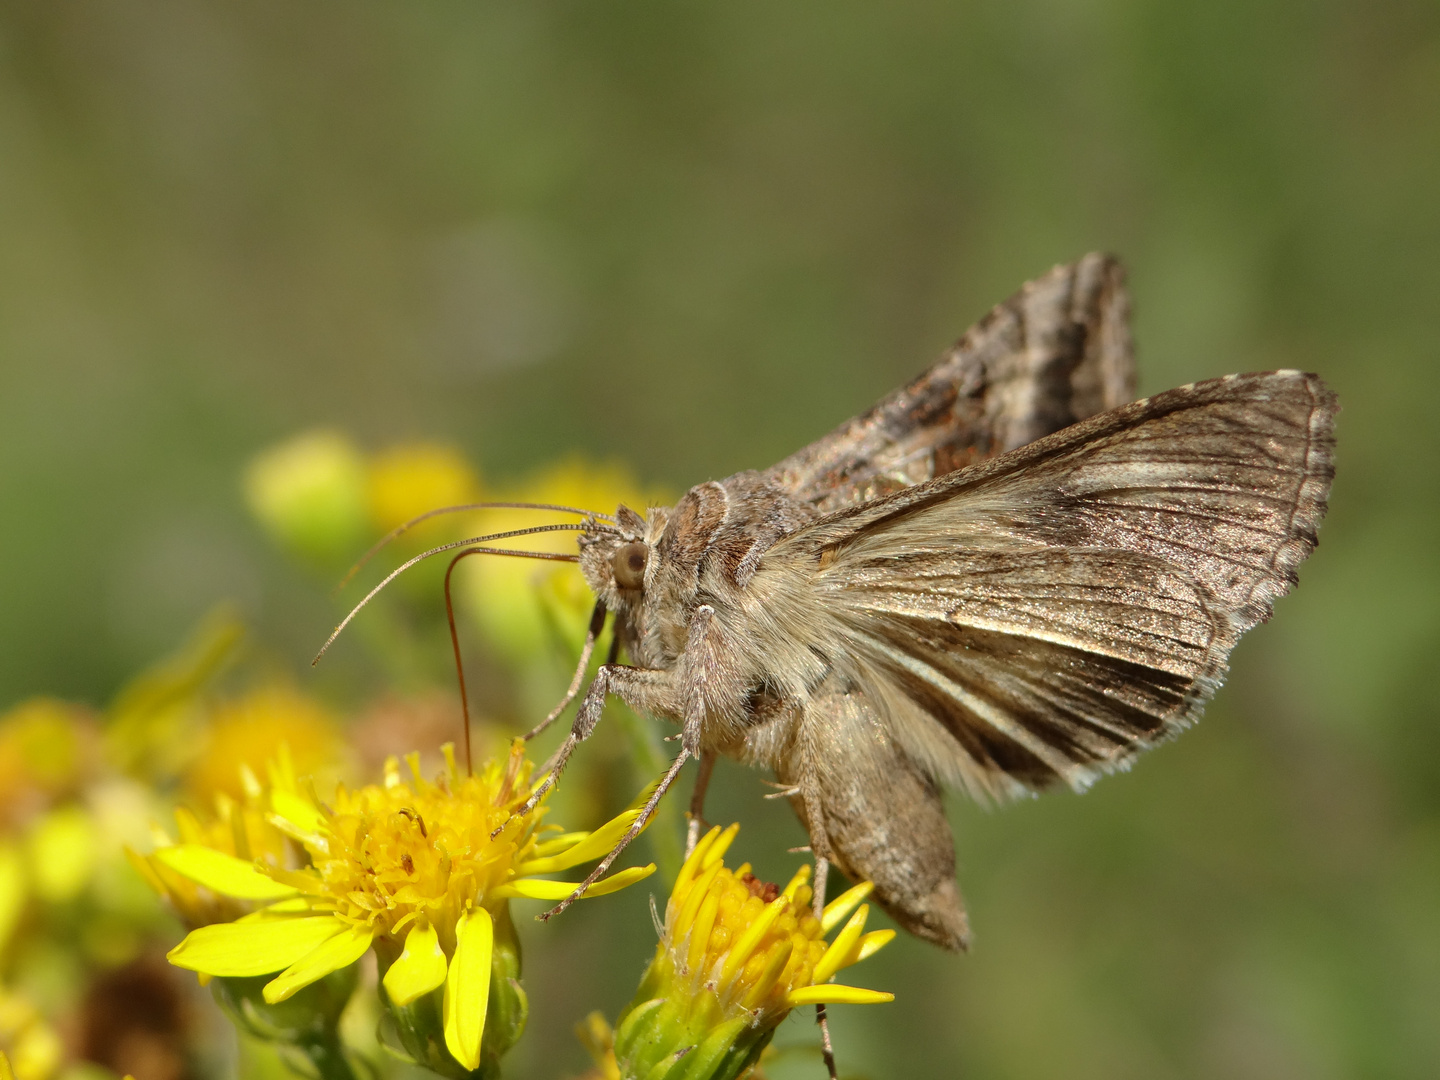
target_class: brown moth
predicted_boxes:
[524,253,1336,950]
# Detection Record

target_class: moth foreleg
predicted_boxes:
[523,600,607,741]
[540,744,691,920]
[534,605,729,906]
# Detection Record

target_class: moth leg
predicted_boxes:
[511,660,678,824]
[779,725,842,1080]
[523,600,607,741]
[816,1003,838,1080]
[685,752,716,857]
[539,744,691,920]
[800,775,842,1080]
[543,606,722,916]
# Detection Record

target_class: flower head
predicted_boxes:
[367,442,481,537]
[155,741,655,1074]
[465,457,668,662]
[184,686,344,805]
[614,824,894,1080]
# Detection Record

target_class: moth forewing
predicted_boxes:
[766,252,1137,511]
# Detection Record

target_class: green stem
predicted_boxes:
[295,1035,361,1080]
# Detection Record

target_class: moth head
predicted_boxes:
[579,503,657,606]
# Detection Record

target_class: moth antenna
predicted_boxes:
[336,501,616,592]
[312,523,594,665]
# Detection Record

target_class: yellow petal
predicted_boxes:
[719,895,788,987]
[575,864,656,896]
[496,864,655,900]
[443,908,493,1070]
[124,847,168,897]
[686,880,722,974]
[785,985,894,1007]
[739,938,793,1010]
[168,915,346,976]
[152,845,298,900]
[529,831,589,858]
[671,822,738,915]
[270,788,326,836]
[263,923,373,1003]
[780,862,812,903]
[383,921,448,1006]
[252,897,323,917]
[813,904,870,985]
[516,799,653,874]
[676,859,724,935]
[701,821,740,871]
[674,824,723,901]
[173,806,204,844]
[821,880,874,933]
[848,929,895,966]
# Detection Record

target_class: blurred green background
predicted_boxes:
[2,1,1438,1077]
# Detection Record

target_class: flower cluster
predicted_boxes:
[613,824,894,1080]
[149,741,655,1076]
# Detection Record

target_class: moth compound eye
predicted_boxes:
[612,541,648,589]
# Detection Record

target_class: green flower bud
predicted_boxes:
[211,966,358,1080]
[245,431,368,565]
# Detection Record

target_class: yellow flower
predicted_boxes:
[367,443,481,537]
[160,741,656,1073]
[185,685,344,804]
[614,825,894,1080]
[0,989,62,1080]
[129,750,299,930]
[464,457,668,662]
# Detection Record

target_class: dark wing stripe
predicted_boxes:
[850,611,1202,794]
[854,630,1080,788]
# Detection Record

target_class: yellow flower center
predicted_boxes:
[293,746,543,951]
[670,862,826,1019]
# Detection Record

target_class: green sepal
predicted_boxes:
[211,966,360,1080]
[613,965,778,1080]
